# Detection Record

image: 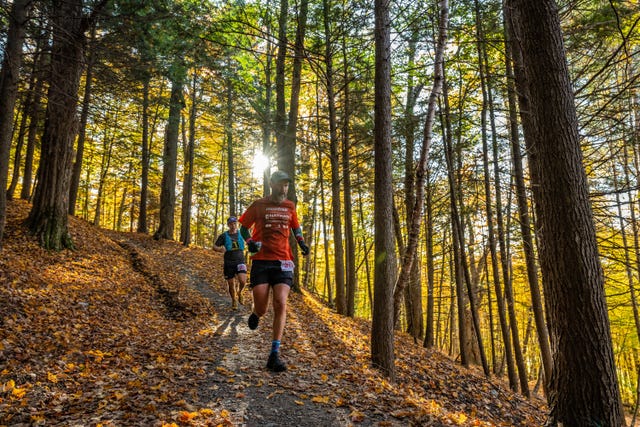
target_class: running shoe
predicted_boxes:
[266,352,287,372]
[248,312,259,330]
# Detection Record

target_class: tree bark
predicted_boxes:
[0,0,31,248]
[21,35,48,203]
[6,91,28,201]
[318,149,333,306]
[506,0,624,423]
[280,0,308,200]
[502,0,553,390]
[69,23,96,216]
[371,0,396,380]
[154,74,184,240]
[137,74,151,233]
[181,73,198,245]
[27,0,88,250]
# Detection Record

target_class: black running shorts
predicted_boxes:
[250,260,294,288]
[223,260,247,280]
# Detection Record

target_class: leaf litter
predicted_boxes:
[0,200,547,426]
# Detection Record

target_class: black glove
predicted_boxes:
[247,239,262,253]
[298,240,310,256]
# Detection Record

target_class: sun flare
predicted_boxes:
[252,152,270,179]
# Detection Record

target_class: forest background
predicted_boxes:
[0,0,639,423]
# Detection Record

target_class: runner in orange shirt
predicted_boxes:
[239,170,310,372]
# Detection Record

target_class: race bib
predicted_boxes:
[280,260,295,272]
[237,263,247,272]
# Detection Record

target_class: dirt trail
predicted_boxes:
[198,301,352,427]
[124,238,358,427]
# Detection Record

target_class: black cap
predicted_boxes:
[270,170,292,183]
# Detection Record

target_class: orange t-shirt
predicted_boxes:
[239,197,300,261]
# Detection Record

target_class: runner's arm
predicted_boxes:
[240,225,252,241]
[213,234,226,253]
[292,227,310,255]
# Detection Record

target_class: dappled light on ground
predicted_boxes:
[291,291,546,425]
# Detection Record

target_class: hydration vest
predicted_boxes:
[223,231,245,251]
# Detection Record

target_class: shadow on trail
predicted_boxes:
[214,312,245,339]
[191,283,352,426]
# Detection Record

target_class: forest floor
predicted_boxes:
[0,200,548,426]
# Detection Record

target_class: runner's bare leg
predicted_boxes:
[272,284,290,341]
[252,283,270,317]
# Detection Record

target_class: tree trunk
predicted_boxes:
[478,5,530,394]
[392,0,448,333]
[27,0,88,250]
[137,74,151,233]
[225,75,236,216]
[280,0,308,200]
[322,0,346,314]
[342,36,356,318]
[473,0,517,390]
[302,177,317,290]
[441,76,467,367]
[273,0,308,291]
[502,0,553,391]
[0,0,30,248]
[442,70,489,376]
[318,150,333,306]
[181,73,198,245]
[274,0,287,156]
[21,26,50,202]
[116,185,128,231]
[400,26,424,339]
[289,0,309,292]
[93,126,115,227]
[371,0,396,380]
[7,27,46,201]
[6,91,28,201]
[69,23,96,216]
[423,169,436,348]
[355,170,373,317]
[154,74,184,240]
[506,0,624,424]
[261,5,274,197]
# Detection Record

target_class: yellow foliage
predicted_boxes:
[11,387,26,399]
[177,411,199,422]
[311,395,330,404]
[3,379,15,392]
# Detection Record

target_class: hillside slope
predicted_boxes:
[0,200,547,426]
